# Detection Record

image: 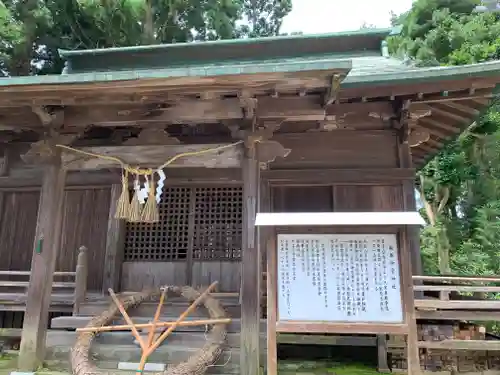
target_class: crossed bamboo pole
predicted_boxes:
[76,281,231,373]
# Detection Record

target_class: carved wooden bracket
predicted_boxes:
[0,148,10,177]
[21,132,78,165]
[32,106,64,128]
[123,128,180,146]
[257,140,291,169]
[406,103,432,148]
[324,74,343,106]
[369,111,394,122]
[239,91,258,121]
[408,128,430,148]
[409,108,432,127]
[227,121,290,167]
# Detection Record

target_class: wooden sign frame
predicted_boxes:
[265,225,420,375]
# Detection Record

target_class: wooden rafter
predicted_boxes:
[419,117,461,134]
[415,87,496,104]
[427,104,473,125]
[438,101,480,117]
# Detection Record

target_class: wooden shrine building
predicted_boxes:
[0,27,500,375]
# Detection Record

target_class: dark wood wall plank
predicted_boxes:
[272,131,399,169]
[334,185,404,212]
[57,188,111,291]
[0,191,40,271]
[272,186,333,212]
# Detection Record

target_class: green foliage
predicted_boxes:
[388,0,499,66]
[390,0,500,277]
[238,0,292,38]
[0,0,292,76]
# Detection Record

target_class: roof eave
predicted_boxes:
[58,27,398,58]
[343,60,500,88]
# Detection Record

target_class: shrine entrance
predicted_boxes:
[121,185,243,292]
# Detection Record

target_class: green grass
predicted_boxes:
[278,360,380,375]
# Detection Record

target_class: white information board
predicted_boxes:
[277,234,403,323]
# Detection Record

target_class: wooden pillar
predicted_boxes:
[399,137,423,276]
[18,150,66,370]
[400,227,421,375]
[102,184,126,293]
[377,335,390,372]
[240,145,261,375]
[266,235,278,375]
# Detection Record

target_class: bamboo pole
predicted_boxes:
[148,287,167,345]
[76,317,231,333]
[138,287,167,373]
[145,282,218,356]
[108,288,146,351]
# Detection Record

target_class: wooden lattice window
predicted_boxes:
[124,187,190,261]
[124,186,242,262]
[193,187,242,261]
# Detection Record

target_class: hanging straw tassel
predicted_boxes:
[141,176,159,223]
[128,176,142,223]
[114,170,130,220]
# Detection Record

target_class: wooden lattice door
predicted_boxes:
[121,185,242,292]
[191,187,242,292]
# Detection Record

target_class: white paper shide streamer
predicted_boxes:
[156,169,166,203]
[133,178,143,204]
[139,177,149,204]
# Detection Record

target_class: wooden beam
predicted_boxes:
[102,184,126,293]
[240,143,261,375]
[18,148,66,370]
[264,168,416,185]
[0,100,393,130]
[60,143,243,170]
[415,310,500,321]
[57,99,393,127]
[278,333,377,346]
[276,322,408,335]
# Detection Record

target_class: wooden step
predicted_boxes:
[46,330,267,349]
[77,301,241,318]
[50,316,267,333]
[0,293,75,304]
[44,357,242,374]
[414,299,500,310]
[0,281,75,288]
[46,342,265,366]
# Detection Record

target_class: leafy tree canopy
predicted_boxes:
[0,0,292,76]
[389,0,500,277]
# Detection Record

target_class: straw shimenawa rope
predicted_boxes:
[56,141,246,222]
[56,141,245,173]
[71,286,228,375]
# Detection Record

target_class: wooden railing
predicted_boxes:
[0,246,88,315]
[411,274,500,351]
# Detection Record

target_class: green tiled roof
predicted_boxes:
[0,26,499,90]
[59,28,397,74]
[1,56,500,89]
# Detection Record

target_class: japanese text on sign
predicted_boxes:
[277,234,403,323]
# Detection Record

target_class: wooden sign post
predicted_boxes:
[255,212,425,375]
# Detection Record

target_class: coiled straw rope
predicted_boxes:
[71,286,229,375]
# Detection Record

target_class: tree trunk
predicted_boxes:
[143,0,155,44]
[9,0,38,76]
